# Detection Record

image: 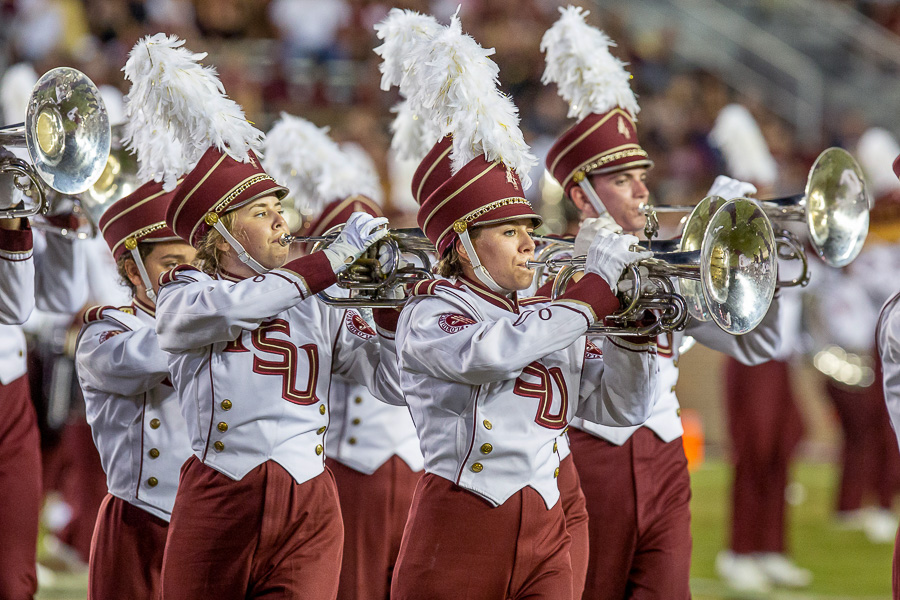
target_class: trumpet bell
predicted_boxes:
[701,198,778,335]
[79,123,138,225]
[678,195,727,322]
[25,67,110,195]
[804,147,869,268]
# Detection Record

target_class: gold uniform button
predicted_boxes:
[673,359,679,368]
[149,448,160,459]
[352,418,361,425]
[354,397,363,404]
[554,467,560,478]
[147,477,158,487]
[677,408,682,417]
[319,405,327,415]
[217,422,228,433]
[670,385,677,393]
[480,443,493,454]
[214,441,225,452]
[471,462,484,473]
[317,426,327,435]
[483,420,492,430]
[18,350,23,357]
[150,418,161,429]
[348,437,357,445]
[553,442,558,452]
[315,444,324,456]
[221,399,232,411]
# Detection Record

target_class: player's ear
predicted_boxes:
[455,237,470,265]
[123,258,143,289]
[569,186,590,214]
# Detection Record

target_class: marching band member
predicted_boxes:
[709,104,811,590]
[378,13,658,599]
[262,114,424,600]
[118,34,402,599]
[541,8,784,598]
[75,179,195,600]
[0,216,35,324]
[876,153,900,599]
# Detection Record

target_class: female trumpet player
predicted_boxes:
[541,8,785,598]
[119,33,405,600]
[75,180,196,600]
[377,11,659,600]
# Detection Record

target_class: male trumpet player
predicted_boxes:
[541,8,784,598]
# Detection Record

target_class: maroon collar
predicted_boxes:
[132,296,156,317]
[457,274,519,314]
[218,268,249,282]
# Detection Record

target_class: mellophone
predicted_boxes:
[276,147,869,338]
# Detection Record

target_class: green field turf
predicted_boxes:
[36,460,894,600]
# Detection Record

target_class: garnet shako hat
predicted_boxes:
[100,180,183,259]
[545,109,652,193]
[541,6,652,193]
[308,195,384,239]
[166,147,287,248]
[418,156,541,256]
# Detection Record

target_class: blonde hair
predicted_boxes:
[193,211,237,275]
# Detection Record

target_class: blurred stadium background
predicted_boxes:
[3,0,900,597]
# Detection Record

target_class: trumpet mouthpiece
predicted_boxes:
[278,233,292,246]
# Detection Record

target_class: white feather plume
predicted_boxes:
[373,8,443,92]
[404,14,537,189]
[540,5,639,121]
[389,98,441,163]
[337,142,383,204]
[122,33,264,191]
[708,104,778,186]
[262,113,382,216]
[856,127,900,199]
[261,113,336,217]
[0,63,38,124]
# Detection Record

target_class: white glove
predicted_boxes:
[585,229,653,292]
[322,212,390,274]
[574,214,623,256]
[706,175,757,200]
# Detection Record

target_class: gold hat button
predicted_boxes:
[315,444,324,456]
[483,420,492,430]
[217,422,228,433]
[480,443,493,454]
[149,448,160,459]
[471,462,484,473]
[319,405,327,415]
[214,441,225,452]
[221,399,232,411]
[150,418,161,429]
[147,477,158,487]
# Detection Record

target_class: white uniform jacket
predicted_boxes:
[326,307,423,475]
[0,227,87,384]
[395,275,659,509]
[878,290,900,446]
[0,225,35,325]
[155,256,403,486]
[572,291,784,445]
[75,300,192,521]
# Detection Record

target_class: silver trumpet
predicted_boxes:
[528,198,779,337]
[0,67,110,221]
[640,147,869,286]
[279,227,435,307]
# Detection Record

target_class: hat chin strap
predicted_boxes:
[577,176,610,217]
[457,227,507,294]
[128,245,157,303]
[209,219,269,275]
